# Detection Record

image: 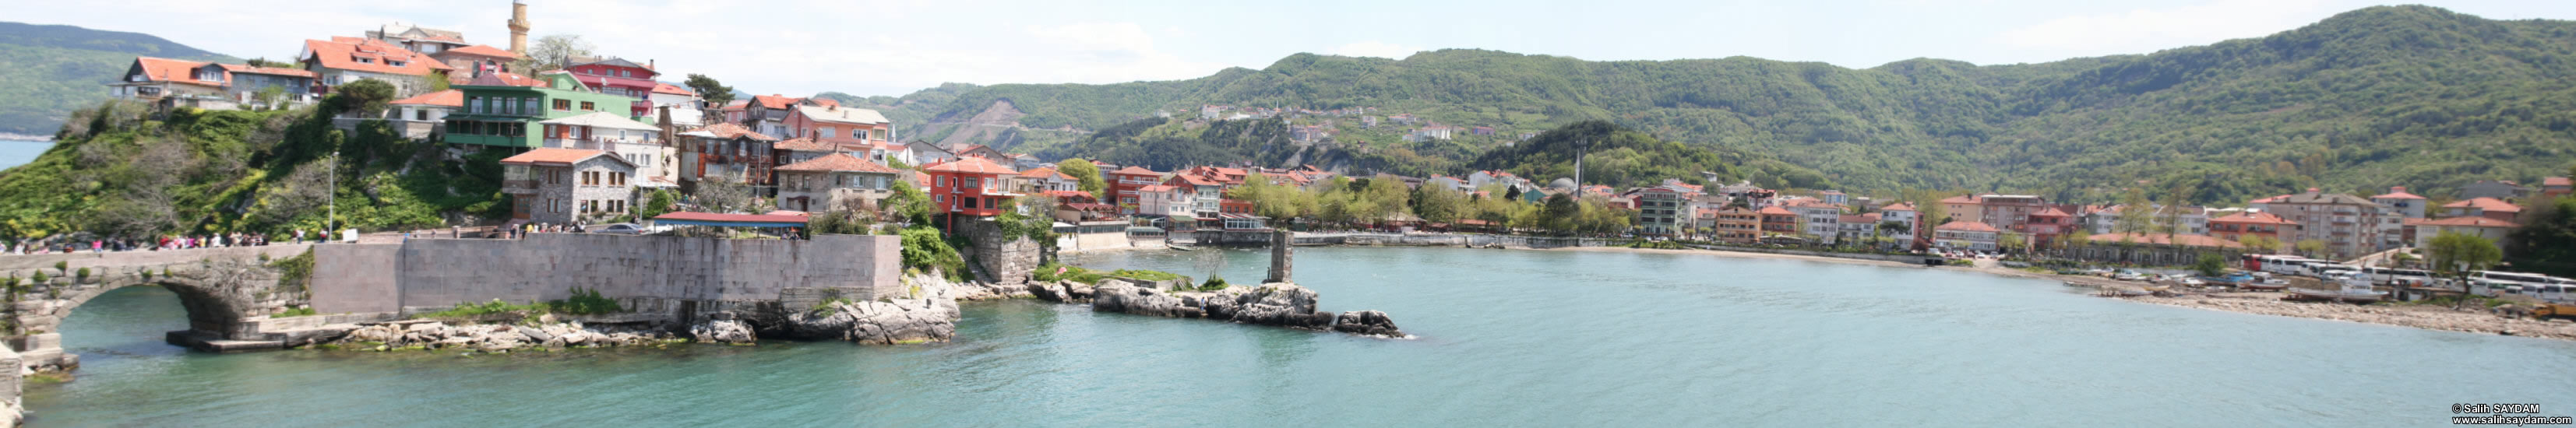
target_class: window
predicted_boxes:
[553,99,571,111]
[965,198,979,209]
[819,128,835,139]
[523,98,537,115]
[935,194,946,203]
[965,177,978,188]
[611,172,625,186]
[618,70,630,77]
[580,101,595,111]
[414,109,428,121]
[939,177,950,188]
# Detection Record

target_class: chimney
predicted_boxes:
[2306,188,2321,195]
[2391,186,2405,194]
[648,59,655,69]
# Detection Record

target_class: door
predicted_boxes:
[512,198,531,219]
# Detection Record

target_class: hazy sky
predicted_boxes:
[18,0,2576,98]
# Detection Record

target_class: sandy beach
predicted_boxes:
[1549,244,2576,341]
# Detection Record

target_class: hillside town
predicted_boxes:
[88,2,2576,309]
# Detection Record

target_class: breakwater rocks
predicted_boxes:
[2120,293,2576,341]
[776,272,971,345]
[331,320,682,352]
[1075,282,1407,338]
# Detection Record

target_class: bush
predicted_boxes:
[1197,276,1229,291]
[75,268,90,281]
[53,261,66,272]
[30,272,48,284]
[272,307,319,317]
[898,226,969,282]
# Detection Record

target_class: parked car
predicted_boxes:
[587,223,645,235]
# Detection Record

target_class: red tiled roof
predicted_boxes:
[2085,233,2243,248]
[1020,167,1073,180]
[2370,187,2426,200]
[651,212,809,225]
[459,70,545,87]
[2443,197,2521,212]
[651,82,696,96]
[752,94,797,110]
[2032,207,2073,217]
[1169,174,1221,187]
[2417,216,2519,228]
[2546,177,2572,187]
[441,44,525,59]
[1110,166,1161,176]
[1880,202,1916,212]
[688,123,779,142]
[720,100,749,110]
[1939,195,1982,205]
[389,89,462,107]
[303,37,451,76]
[1935,221,1998,233]
[1756,205,1797,216]
[922,156,1017,175]
[1137,184,1179,193]
[499,148,620,167]
[129,57,222,86]
[773,137,837,152]
[2210,212,2297,226]
[776,153,897,174]
[219,64,317,78]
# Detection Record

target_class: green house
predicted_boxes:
[442,72,642,148]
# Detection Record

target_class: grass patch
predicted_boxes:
[25,372,72,384]
[1033,262,1182,284]
[271,307,319,317]
[413,287,623,318]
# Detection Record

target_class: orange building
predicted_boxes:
[923,156,1020,230]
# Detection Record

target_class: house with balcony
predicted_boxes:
[1016,167,1079,194]
[924,156,1021,230]
[442,71,640,149]
[1133,184,1195,220]
[2458,180,2532,201]
[1782,198,1844,243]
[2370,186,2429,249]
[785,104,890,151]
[1108,166,1165,214]
[1165,174,1226,216]
[2207,212,2296,251]
[428,44,524,75]
[775,153,902,213]
[2409,216,2519,249]
[1757,205,1801,237]
[1933,221,2000,251]
[2262,188,2385,258]
[300,37,453,96]
[2544,177,2572,199]
[1631,187,1689,237]
[1877,202,1922,249]
[107,57,321,110]
[675,122,780,190]
[384,89,460,139]
[500,148,638,225]
[563,58,666,117]
[537,111,669,186]
[742,94,826,138]
[2441,197,2522,222]
[1712,207,1763,243]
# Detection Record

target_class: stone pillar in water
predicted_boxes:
[1265,230,1292,283]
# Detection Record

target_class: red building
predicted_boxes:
[923,156,1020,230]
[563,58,659,116]
[1108,166,1163,214]
[2026,206,2076,247]
[782,103,890,150]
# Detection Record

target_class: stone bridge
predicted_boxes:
[0,244,335,370]
[0,233,906,373]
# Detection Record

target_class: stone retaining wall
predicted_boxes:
[308,233,903,318]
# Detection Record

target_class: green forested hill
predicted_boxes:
[869,5,2576,204]
[0,22,234,136]
[1469,121,1832,190]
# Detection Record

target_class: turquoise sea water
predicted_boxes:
[0,139,48,170]
[26,247,2576,426]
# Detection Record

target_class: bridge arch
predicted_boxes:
[0,245,310,371]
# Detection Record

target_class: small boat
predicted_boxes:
[2239,279,2289,291]
[1168,244,1196,251]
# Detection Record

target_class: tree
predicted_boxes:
[1541,193,1581,234]
[426,70,451,93]
[518,34,596,71]
[684,74,736,107]
[1057,158,1107,201]
[253,86,287,110]
[2426,230,2504,307]
[2116,188,2155,234]
[325,79,396,118]
[638,189,678,219]
[2294,239,2328,258]
[1410,185,1466,224]
[886,181,936,226]
[695,180,756,213]
[2505,195,2576,277]
[2237,234,2284,254]
[2193,252,2227,276]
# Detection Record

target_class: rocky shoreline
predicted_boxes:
[997,278,1406,338]
[2116,292,2576,340]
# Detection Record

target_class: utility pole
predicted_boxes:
[1573,137,1590,196]
[326,151,337,242]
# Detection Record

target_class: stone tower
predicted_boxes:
[1265,230,1293,283]
[508,1,532,54]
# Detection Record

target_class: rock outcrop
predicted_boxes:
[779,271,969,345]
[1331,310,1404,337]
[1089,282,1398,335]
[689,319,756,345]
[327,320,678,351]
